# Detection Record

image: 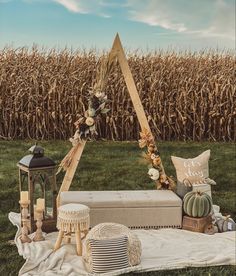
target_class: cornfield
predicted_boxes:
[0,47,235,141]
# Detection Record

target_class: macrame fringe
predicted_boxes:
[57,215,90,232]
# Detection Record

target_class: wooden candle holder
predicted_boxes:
[19,200,32,243]
[33,209,45,242]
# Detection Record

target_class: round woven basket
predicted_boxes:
[82,223,142,270]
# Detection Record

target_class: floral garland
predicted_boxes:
[139,128,176,190]
[69,91,109,146]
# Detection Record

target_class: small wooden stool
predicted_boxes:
[54,203,90,255]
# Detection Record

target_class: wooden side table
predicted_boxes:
[54,203,90,255]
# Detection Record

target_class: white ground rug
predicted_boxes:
[9,212,235,276]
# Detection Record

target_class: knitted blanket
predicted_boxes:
[9,212,235,276]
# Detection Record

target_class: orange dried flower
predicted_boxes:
[138,139,147,148]
[139,128,153,148]
[159,174,166,183]
[152,156,161,167]
[147,143,156,153]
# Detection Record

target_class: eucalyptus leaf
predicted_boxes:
[99,102,106,110]
[89,125,96,131]
[101,108,110,114]
[84,110,89,118]
[84,129,90,136]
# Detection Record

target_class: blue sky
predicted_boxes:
[0,0,235,51]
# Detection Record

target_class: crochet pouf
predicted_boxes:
[82,223,142,271]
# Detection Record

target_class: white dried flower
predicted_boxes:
[95,91,105,98]
[148,168,160,181]
[85,117,95,126]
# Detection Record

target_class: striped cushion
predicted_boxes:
[89,236,130,273]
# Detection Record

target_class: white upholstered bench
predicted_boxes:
[60,190,182,229]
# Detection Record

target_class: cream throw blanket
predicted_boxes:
[9,212,235,276]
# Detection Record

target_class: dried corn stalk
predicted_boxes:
[0,47,234,142]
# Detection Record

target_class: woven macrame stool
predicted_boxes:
[54,203,90,256]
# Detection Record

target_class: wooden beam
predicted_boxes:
[110,34,166,177]
[110,34,151,133]
[57,140,86,206]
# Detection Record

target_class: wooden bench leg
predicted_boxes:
[75,229,82,256]
[54,230,64,251]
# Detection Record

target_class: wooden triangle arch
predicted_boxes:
[57,33,167,205]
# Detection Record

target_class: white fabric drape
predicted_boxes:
[9,212,235,276]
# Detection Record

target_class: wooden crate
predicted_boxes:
[182,215,212,233]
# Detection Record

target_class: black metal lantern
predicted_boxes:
[18,144,57,233]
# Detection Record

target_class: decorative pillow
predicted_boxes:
[89,236,130,274]
[171,150,210,182]
[171,150,210,197]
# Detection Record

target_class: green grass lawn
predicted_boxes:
[0,140,235,276]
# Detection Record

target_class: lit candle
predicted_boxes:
[36,198,45,211]
[20,191,29,202]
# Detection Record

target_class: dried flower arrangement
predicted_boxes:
[58,55,114,173]
[139,128,176,190]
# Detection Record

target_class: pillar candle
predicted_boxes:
[20,191,29,202]
[36,198,45,211]
[34,204,37,218]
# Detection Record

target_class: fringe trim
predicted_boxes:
[57,215,90,232]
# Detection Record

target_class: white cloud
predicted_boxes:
[129,12,187,32]
[127,0,235,40]
[52,0,113,15]
[99,13,111,18]
[53,0,88,13]
[205,0,235,40]
[52,0,235,41]
[127,0,188,32]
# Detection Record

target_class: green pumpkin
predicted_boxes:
[183,191,212,218]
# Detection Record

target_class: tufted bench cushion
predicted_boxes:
[60,190,182,229]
